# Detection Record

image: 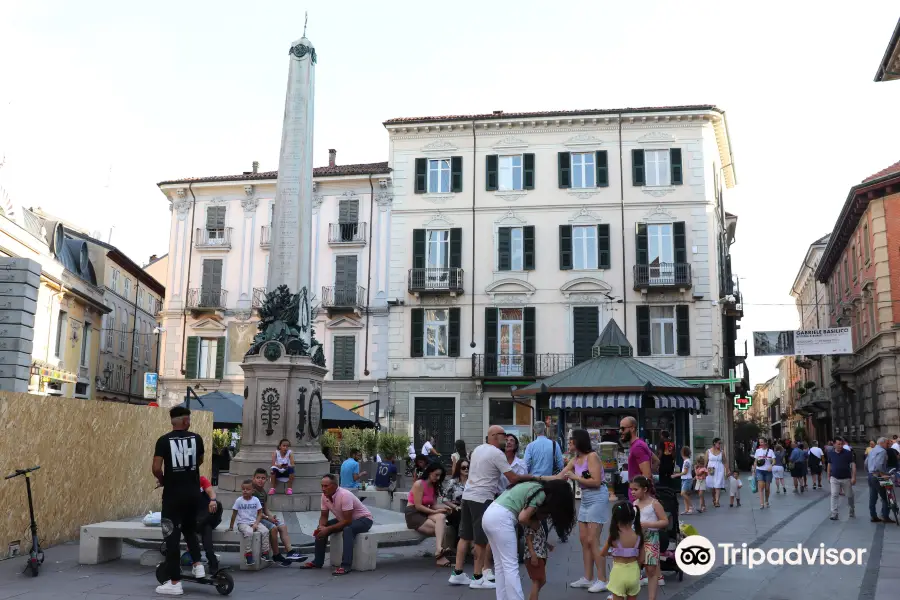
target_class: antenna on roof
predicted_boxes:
[303,11,308,37]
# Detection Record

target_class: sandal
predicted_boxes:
[435,547,449,560]
[436,557,451,567]
[680,510,693,515]
[333,567,350,576]
[299,562,320,569]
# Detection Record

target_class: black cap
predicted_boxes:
[170,406,191,418]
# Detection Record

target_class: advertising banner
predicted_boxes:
[143,372,158,399]
[752,328,852,357]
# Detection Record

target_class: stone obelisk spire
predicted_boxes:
[269,34,317,349]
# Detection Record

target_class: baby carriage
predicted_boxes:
[655,486,684,581]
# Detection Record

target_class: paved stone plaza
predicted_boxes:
[0,486,896,600]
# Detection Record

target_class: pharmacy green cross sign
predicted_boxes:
[734,394,752,411]
[685,369,742,393]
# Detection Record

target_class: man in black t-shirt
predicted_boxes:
[152,406,205,595]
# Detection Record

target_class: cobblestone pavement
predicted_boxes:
[0,484,896,599]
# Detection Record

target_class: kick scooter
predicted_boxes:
[4,466,44,577]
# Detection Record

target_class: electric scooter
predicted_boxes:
[4,466,44,577]
[155,561,235,596]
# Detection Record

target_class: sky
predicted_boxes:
[1,1,898,385]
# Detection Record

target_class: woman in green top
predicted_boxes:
[482,480,575,600]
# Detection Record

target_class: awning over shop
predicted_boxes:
[31,362,77,383]
[551,393,641,410]
[652,394,701,410]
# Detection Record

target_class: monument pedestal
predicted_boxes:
[217,344,328,511]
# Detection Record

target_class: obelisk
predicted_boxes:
[218,33,329,513]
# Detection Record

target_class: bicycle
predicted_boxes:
[4,466,44,576]
[877,469,900,526]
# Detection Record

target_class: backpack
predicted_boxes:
[887,447,899,471]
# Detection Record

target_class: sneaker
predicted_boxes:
[191,564,205,579]
[849,510,856,519]
[640,577,648,586]
[286,488,293,495]
[658,576,665,586]
[588,580,608,593]
[571,577,594,588]
[262,553,272,562]
[469,577,496,589]
[272,554,285,563]
[829,515,839,520]
[285,549,305,560]
[448,571,470,585]
[245,552,254,565]
[483,568,495,582]
[268,488,276,495]
[156,580,184,596]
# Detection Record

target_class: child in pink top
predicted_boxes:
[694,456,709,513]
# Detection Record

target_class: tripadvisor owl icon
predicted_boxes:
[676,535,716,576]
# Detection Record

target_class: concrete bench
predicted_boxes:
[329,523,425,571]
[390,492,410,513]
[79,520,270,571]
[354,489,392,510]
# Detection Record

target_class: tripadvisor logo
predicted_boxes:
[676,535,867,576]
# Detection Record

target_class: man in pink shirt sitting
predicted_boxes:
[301,473,374,575]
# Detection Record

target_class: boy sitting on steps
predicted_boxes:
[252,468,304,565]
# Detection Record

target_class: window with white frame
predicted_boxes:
[111,269,119,293]
[499,155,523,191]
[427,158,451,193]
[571,152,596,188]
[54,311,67,359]
[124,278,131,300]
[134,319,141,361]
[138,288,144,309]
[424,309,448,357]
[510,228,524,270]
[644,150,671,187]
[650,306,676,356]
[119,309,126,354]
[573,225,598,270]
[80,321,90,367]
[426,230,450,269]
[145,324,152,363]
[198,338,218,378]
[103,314,112,350]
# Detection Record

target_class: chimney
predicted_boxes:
[252,161,259,174]
[328,149,337,167]
[149,254,157,263]
[493,110,503,115]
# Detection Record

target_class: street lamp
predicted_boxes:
[153,326,165,374]
[102,363,112,388]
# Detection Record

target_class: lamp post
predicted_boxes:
[153,326,165,400]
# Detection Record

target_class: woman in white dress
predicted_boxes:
[706,438,727,508]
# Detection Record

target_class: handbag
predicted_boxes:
[749,476,758,494]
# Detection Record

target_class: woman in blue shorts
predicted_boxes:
[752,438,775,509]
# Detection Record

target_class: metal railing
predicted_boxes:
[472,353,575,378]
[252,287,267,308]
[195,227,233,249]
[260,226,271,248]
[321,285,365,309]
[328,222,367,244]
[408,267,464,294]
[187,288,228,309]
[633,263,692,289]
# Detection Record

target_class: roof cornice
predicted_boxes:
[875,18,900,82]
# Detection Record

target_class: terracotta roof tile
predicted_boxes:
[383,105,721,125]
[862,159,900,183]
[158,161,390,186]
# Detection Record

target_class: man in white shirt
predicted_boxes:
[891,435,900,453]
[422,434,440,458]
[808,441,825,490]
[448,425,534,589]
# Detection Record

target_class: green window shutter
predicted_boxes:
[331,337,343,378]
[597,224,611,269]
[676,305,690,356]
[415,158,427,194]
[449,228,462,268]
[523,226,535,270]
[635,223,648,265]
[206,206,225,230]
[185,336,199,379]
[573,307,599,365]
[632,149,645,186]
[484,307,498,377]
[498,227,511,271]
[338,199,359,223]
[596,151,609,187]
[559,225,573,270]
[636,306,651,356]
[523,153,535,189]
[215,337,226,379]
[558,152,571,188]
[486,155,498,191]
[410,309,424,358]
[451,156,463,193]
[412,229,426,269]
[523,306,536,376]
[332,337,356,380]
[670,148,683,185]
[673,221,687,264]
[448,308,461,358]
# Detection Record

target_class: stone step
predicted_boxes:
[217,489,315,512]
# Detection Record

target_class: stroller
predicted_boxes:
[655,486,684,581]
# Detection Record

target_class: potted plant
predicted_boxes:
[320,430,339,462]
[378,432,411,488]
[359,428,379,479]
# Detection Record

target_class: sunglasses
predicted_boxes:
[460,466,469,470]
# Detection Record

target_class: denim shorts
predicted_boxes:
[260,519,278,531]
[681,479,693,492]
[755,470,773,483]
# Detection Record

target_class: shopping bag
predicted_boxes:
[749,476,758,494]
[142,511,162,527]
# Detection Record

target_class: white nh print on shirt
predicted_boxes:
[170,438,198,469]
